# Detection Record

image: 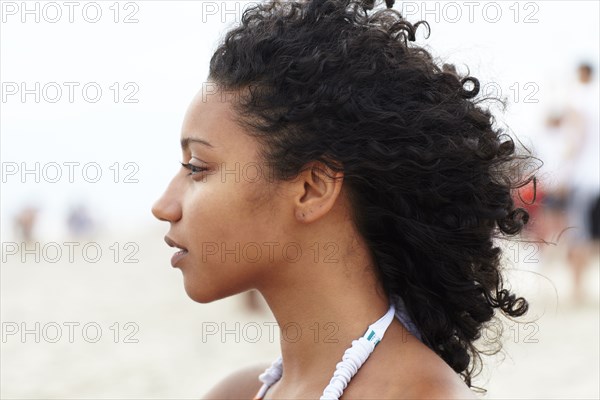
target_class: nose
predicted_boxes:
[151,178,183,223]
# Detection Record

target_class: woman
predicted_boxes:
[151,0,536,398]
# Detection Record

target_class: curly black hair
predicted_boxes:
[208,0,538,391]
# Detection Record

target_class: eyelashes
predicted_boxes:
[180,161,209,176]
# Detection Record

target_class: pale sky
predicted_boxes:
[1,0,599,239]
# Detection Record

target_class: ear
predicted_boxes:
[292,161,344,223]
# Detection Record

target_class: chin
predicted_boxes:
[183,283,219,304]
[182,278,241,304]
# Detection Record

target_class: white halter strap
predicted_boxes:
[255,299,417,400]
[319,303,396,399]
[254,357,283,400]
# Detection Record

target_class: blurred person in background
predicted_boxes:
[66,202,96,239]
[12,205,38,243]
[561,62,600,305]
[526,113,574,259]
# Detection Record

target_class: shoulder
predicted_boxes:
[393,338,479,399]
[201,363,269,400]
[404,373,479,400]
[393,344,479,400]
[345,320,479,399]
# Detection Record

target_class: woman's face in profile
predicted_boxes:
[152,87,291,303]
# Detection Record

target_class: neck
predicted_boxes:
[256,233,391,393]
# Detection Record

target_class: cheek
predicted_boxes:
[177,181,274,302]
[183,181,261,244]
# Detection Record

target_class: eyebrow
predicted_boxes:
[180,137,214,150]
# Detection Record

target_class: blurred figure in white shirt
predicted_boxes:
[562,62,600,305]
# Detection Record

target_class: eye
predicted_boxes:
[180,161,209,177]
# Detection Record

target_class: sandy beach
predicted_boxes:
[1,226,598,399]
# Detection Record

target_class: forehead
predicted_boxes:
[182,88,232,138]
[180,87,258,158]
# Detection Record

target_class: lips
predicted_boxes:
[164,236,188,267]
